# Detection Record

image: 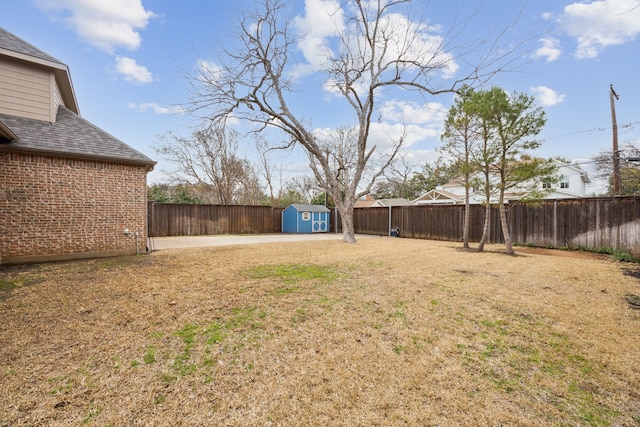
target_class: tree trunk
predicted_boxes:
[478,203,491,252]
[498,202,514,255]
[339,207,357,243]
[463,183,470,249]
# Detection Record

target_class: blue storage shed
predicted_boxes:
[282,204,330,234]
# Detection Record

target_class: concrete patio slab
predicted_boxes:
[148,233,378,250]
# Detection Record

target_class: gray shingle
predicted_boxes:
[0,27,63,64]
[0,106,155,166]
[289,204,331,212]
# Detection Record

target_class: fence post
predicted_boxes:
[553,200,557,247]
[145,198,638,255]
[147,201,153,238]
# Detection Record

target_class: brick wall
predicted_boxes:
[0,152,150,264]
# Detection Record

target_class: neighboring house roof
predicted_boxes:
[372,198,413,207]
[553,159,590,184]
[0,27,78,113]
[541,188,589,199]
[0,106,155,167]
[413,189,463,204]
[287,204,331,212]
[355,199,378,208]
[355,198,413,207]
[442,178,465,189]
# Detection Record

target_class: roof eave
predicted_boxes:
[0,120,19,141]
[53,68,79,114]
[0,144,156,170]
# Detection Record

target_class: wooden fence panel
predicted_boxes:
[558,197,640,251]
[352,207,386,235]
[351,197,639,256]
[148,203,283,237]
[148,198,640,257]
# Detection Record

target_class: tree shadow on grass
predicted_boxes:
[622,266,640,281]
[621,267,640,310]
[0,264,45,300]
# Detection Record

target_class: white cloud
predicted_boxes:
[530,86,565,107]
[533,37,562,62]
[113,56,153,84]
[361,102,444,152]
[127,102,185,114]
[368,122,440,150]
[378,100,447,126]
[292,0,343,76]
[558,0,640,59]
[292,0,458,83]
[312,100,446,156]
[35,0,155,53]
[197,59,223,82]
[377,12,458,79]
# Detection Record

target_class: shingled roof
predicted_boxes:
[0,106,155,167]
[0,27,154,168]
[0,27,63,64]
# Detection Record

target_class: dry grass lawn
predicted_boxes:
[1,238,639,426]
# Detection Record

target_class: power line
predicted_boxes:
[540,127,607,142]
[610,1,640,16]
[539,121,640,143]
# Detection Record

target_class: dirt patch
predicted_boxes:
[1,239,639,426]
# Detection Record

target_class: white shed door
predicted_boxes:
[312,212,327,232]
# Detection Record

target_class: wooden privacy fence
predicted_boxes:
[148,203,284,237]
[350,197,640,256]
[148,197,640,256]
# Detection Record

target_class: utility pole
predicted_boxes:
[610,84,621,196]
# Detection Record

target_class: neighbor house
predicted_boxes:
[354,196,413,208]
[413,160,590,205]
[0,28,156,265]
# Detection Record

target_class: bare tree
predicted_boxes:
[156,126,262,205]
[307,125,399,231]
[371,153,420,199]
[284,175,319,205]
[594,143,640,196]
[188,0,524,242]
[255,135,280,206]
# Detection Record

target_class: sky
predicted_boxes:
[3,0,640,194]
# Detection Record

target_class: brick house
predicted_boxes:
[0,28,156,265]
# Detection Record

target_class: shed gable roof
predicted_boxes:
[287,204,331,213]
[0,106,155,166]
